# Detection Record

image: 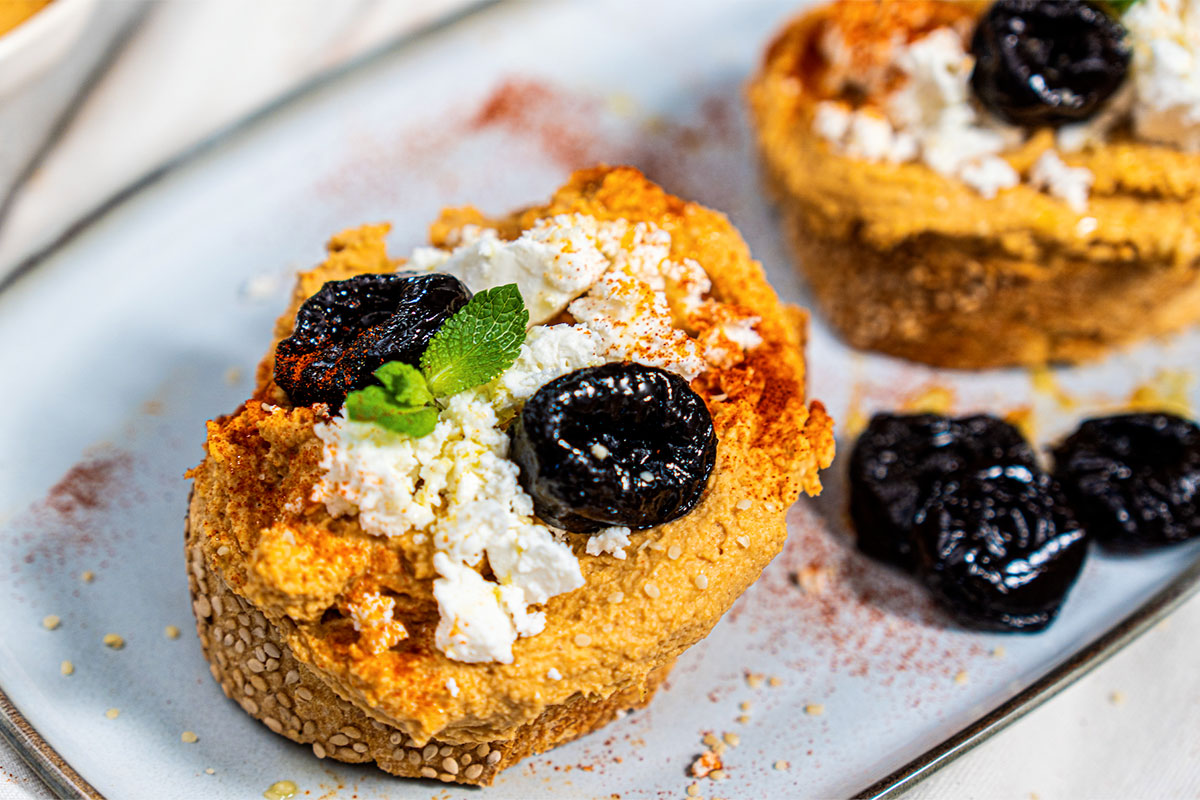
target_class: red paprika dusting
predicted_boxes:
[9,452,135,590]
[44,455,129,515]
[467,78,606,170]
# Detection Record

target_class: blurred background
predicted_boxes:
[0,0,481,282]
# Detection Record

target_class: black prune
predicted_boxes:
[849,414,1037,571]
[970,0,1131,127]
[1053,413,1200,551]
[509,363,716,533]
[915,465,1088,632]
[275,272,471,408]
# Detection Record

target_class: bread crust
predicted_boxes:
[186,512,671,786]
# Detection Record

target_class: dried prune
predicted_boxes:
[509,363,716,533]
[970,0,1131,127]
[1053,413,1200,551]
[915,465,1087,632]
[849,414,1037,571]
[275,272,471,408]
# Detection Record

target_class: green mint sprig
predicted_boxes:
[345,362,438,437]
[344,284,528,437]
[421,283,529,397]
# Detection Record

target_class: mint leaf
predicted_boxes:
[374,361,433,407]
[345,363,437,437]
[341,285,528,435]
[420,284,528,398]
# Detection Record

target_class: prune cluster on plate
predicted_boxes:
[509,363,716,533]
[849,413,1086,632]
[849,414,1037,571]
[1053,413,1200,551]
[275,272,471,408]
[970,0,1131,127]
[851,407,1200,633]
[916,465,1087,632]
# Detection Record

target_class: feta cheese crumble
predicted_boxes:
[569,266,707,380]
[1029,150,1094,214]
[344,586,409,656]
[315,394,582,664]
[584,526,632,560]
[482,324,605,419]
[814,27,1020,198]
[411,219,610,326]
[313,214,762,664]
[812,4,1200,203]
[1125,0,1200,150]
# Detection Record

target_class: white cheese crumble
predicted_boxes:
[569,266,707,380]
[431,553,548,663]
[445,677,459,697]
[409,218,609,325]
[813,4,1200,203]
[313,214,763,664]
[814,103,918,163]
[481,324,605,419]
[814,28,1019,198]
[1125,0,1200,150]
[411,214,758,377]
[546,667,563,681]
[1029,151,1094,214]
[344,587,408,656]
[695,304,764,369]
[584,527,632,560]
[315,395,583,664]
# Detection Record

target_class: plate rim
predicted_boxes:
[852,551,1200,799]
[0,689,101,800]
[2,1,1199,797]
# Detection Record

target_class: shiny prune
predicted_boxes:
[275,272,471,408]
[970,0,1131,127]
[1053,413,1200,551]
[849,414,1037,571]
[915,465,1087,632]
[509,363,716,533]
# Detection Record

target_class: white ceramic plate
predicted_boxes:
[2,1,1199,798]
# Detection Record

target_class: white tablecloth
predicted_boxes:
[2,2,1199,798]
